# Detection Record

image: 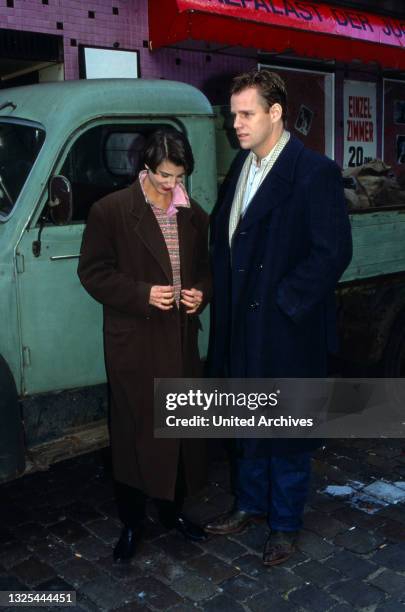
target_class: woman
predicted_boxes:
[78,128,211,562]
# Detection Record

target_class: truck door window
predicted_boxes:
[0,122,45,220]
[59,124,167,223]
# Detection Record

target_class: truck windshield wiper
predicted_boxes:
[0,101,16,112]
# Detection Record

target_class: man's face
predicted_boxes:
[231,87,280,158]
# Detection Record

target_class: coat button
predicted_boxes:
[258,264,263,270]
[238,268,245,273]
[250,301,260,310]
[239,231,247,236]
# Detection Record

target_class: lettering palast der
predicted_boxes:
[217,1,375,32]
[214,0,405,39]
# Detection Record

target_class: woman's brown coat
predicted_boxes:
[78,179,211,500]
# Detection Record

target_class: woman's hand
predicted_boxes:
[181,288,203,314]
[149,285,175,310]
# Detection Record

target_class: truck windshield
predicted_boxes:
[0,121,45,219]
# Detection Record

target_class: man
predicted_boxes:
[206,69,352,566]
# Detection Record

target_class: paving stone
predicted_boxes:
[324,550,376,579]
[11,522,48,543]
[334,527,385,554]
[303,511,347,539]
[368,568,405,599]
[202,536,247,561]
[99,499,120,521]
[378,519,405,543]
[187,554,239,584]
[297,530,335,560]
[48,519,90,544]
[28,536,73,565]
[73,534,113,561]
[247,590,296,612]
[168,605,202,612]
[201,594,245,612]
[287,583,337,611]
[333,506,385,531]
[71,593,101,612]
[141,518,167,541]
[171,572,218,602]
[231,554,266,579]
[57,557,104,587]
[96,554,143,583]
[30,505,68,527]
[0,574,28,591]
[0,541,31,570]
[309,493,346,514]
[154,533,203,562]
[112,602,149,612]
[64,501,105,524]
[260,566,304,594]
[9,556,56,587]
[220,574,264,601]
[85,518,121,544]
[230,522,268,554]
[294,559,341,588]
[36,575,75,592]
[278,550,309,569]
[379,505,405,525]
[329,578,386,608]
[371,543,405,571]
[79,573,130,610]
[123,575,184,609]
[375,598,405,611]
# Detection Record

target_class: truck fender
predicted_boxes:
[0,354,25,482]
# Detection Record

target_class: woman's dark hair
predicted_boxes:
[142,127,194,175]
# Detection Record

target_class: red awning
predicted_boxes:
[148,0,405,70]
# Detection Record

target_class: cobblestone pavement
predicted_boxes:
[0,439,404,611]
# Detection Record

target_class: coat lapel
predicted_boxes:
[129,180,173,283]
[238,136,304,232]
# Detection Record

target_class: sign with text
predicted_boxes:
[149,0,405,70]
[343,80,377,168]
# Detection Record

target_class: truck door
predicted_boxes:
[16,120,173,395]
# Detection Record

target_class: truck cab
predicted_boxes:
[0,79,216,482]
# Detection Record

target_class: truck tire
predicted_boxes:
[0,355,25,481]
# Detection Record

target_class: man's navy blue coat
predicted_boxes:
[208,136,353,455]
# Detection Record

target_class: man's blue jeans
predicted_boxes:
[233,451,312,531]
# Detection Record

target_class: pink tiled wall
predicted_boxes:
[0,0,254,103]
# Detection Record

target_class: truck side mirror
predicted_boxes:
[49,175,72,225]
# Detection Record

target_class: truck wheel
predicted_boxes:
[0,355,25,481]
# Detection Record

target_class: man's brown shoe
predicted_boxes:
[263,530,298,566]
[205,510,265,535]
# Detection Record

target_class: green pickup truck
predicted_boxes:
[1,79,404,483]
